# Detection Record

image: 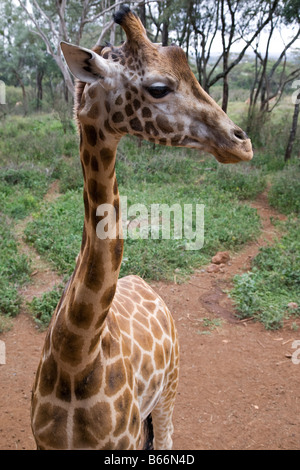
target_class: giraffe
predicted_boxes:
[30,6,253,451]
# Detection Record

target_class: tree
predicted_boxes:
[0,1,49,115]
[168,0,282,112]
[18,1,163,98]
[215,0,282,111]
[246,0,300,137]
[285,86,300,161]
[283,0,300,160]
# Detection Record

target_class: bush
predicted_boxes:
[28,284,65,329]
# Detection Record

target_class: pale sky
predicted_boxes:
[210,25,300,57]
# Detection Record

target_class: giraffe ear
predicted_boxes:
[60,42,111,84]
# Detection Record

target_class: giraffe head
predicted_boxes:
[61,6,253,164]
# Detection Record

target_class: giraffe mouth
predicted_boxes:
[209,136,253,164]
[213,150,252,164]
[214,145,253,164]
[183,138,253,164]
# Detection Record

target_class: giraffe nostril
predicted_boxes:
[233,129,248,141]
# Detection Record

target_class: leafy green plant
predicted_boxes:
[230,217,300,329]
[28,283,65,329]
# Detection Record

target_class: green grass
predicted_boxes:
[24,190,84,275]
[0,215,31,332]
[230,217,300,329]
[205,164,266,200]
[268,165,300,215]
[0,167,52,219]
[20,131,263,282]
[24,175,261,282]
[0,114,79,168]
[0,109,297,330]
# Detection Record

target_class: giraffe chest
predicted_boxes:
[31,347,142,450]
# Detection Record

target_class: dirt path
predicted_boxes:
[0,188,299,450]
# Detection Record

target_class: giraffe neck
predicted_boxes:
[51,106,124,368]
[77,124,123,297]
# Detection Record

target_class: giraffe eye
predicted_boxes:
[147,85,172,99]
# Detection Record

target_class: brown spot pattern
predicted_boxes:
[56,369,71,402]
[91,155,99,172]
[35,404,68,449]
[84,250,105,293]
[73,402,112,448]
[113,388,132,436]
[74,353,103,400]
[105,358,126,397]
[101,284,117,309]
[100,147,115,169]
[142,107,152,118]
[87,178,107,205]
[83,149,90,166]
[68,301,95,330]
[156,115,173,134]
[112,112,124,124]
[87,103,100,119]
[125,104,134,117]
[130,117,143,132]
[39,354,58,397]
[110,237,123,272]
[84,124,97,146]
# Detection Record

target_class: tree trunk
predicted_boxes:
[64,82,69,103]
[138,4,146,26]
[36,67,44,111]
[162,20,169,46]
[162,0,171,46]
[14,70,28,116]
[220,0,229,113]
[285,92,300,161]
[54,53,74,98]
[222,51,229,112]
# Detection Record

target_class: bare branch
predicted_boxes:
[268,26,300,81]
[18,0,55,55]
[209,0,280,88]
[56,0,69,42]
[95,19,115,46]
[76,0,91,45]
[83,0,163,26]
[31,0,58,40]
